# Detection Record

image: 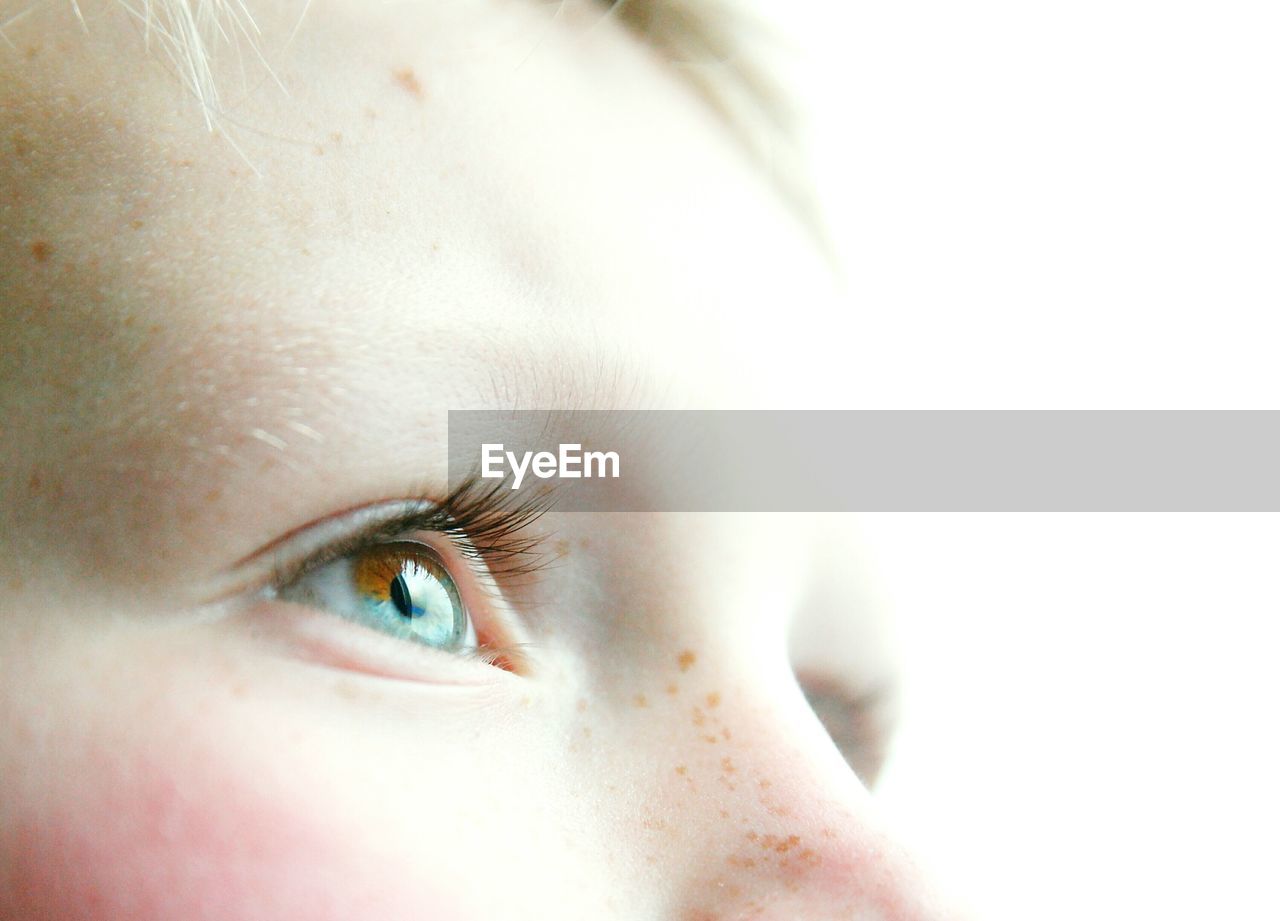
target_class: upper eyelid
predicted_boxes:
[252,503,448,575]
[202,500,440,604]
[231,500,434,572]
[212,475,559,601]
[265,515,450,594]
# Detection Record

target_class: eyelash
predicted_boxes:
[267,474,557,592]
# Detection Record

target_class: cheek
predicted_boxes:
[0,671,477,921]
[3,749,473,921]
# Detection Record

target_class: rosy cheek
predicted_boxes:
[2,743,470,921]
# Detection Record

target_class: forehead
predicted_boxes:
[0,0,836,574]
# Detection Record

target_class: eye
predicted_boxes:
[277,540,478,653]
[237,477,553,676]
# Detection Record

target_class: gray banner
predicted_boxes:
[446,410,1280,511]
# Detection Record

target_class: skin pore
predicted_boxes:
[0,1,959,918]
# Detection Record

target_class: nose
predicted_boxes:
[641,659,962,921]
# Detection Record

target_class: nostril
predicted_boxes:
[796,669,896,789]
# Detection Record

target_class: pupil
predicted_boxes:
[389,573,414,618]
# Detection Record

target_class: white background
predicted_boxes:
[767,2,1280,918]
[787,0,1280,409]
[863,515,1279,921]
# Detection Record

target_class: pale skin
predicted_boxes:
[0,1,962,918]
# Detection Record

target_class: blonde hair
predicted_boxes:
[608,0,817,234]
[53,0,279,130]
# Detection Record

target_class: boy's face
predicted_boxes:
[0,2,952,918]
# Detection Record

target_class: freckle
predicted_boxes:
[720,727,732,740]
[578,537,590,550]
[554,538,571,558]
[392,66,425,99]
[703,734,719,744]
[176,158,193,168]
[674,765,687,776]
[799,848,820,865]
[665,683,678,695]
[313,145,325,156]
[682,910,719,921]
[821,827,836,839]
[129,219,144,230]
[677,649,697,672]
[767,804,792,817]
[719,808,730,818]
[576,698,588,712]
[431,240,441,252]
[329,131,343,143]
[29,240,51,262]
[332,679,360,701]
[727,855,756,869]
[706,691,720,708]
[645,854,658,865]
[746,831,758,841]
[759,778,771,788]
[203,488,221,503]
[691,707,706,726]
[634,694,648,708]
[22,44,40,59]
[721,757,735,775]
[27,472,40,493]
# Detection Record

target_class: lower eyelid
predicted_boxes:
[235,597,521,688]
